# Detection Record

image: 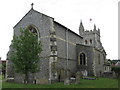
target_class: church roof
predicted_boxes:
[13,8,83,39]
[115,61,120,67]
[13,8,53,28]
[76,44,94,48]
[54,21,83,39]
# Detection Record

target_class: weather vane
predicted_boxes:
[31,3,34,9]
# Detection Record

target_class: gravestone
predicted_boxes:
[36,78,49,84]
[64,78,70,85]
[70,77,76,84]
[75,71,81,84]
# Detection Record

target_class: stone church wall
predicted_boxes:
[6,8,106,83]
[93,49,104,76]
[54,22,83,76]
[7,9,55,83]
[76,44,94,76]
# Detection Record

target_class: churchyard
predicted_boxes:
[0,74,4,81]
[0,75,2,80]
[2,77,118,88]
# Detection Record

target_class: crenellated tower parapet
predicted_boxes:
[82,24,100,35]
[79,21,102,49]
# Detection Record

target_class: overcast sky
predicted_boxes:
[0,0,119,60]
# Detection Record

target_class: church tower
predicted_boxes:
[78,21,106,76]
[79,21,102,49]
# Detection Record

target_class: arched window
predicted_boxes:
[79,53,86,65]
[80,54,83,65]
[90,39,92,44]
[27,25,40,41]
[85,40,87,44]
[28,25,37,34]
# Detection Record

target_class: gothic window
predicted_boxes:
[85,40,87,44]
[27,25,40,41]
[28,25,37,34]
[79,53,86,65]
[83,54,86,65]
[90,39,92,44]
[80,54,82,65]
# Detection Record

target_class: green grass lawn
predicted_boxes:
[0,75,2,80]
[0,74,5,81]
[2,77,118,88]
[0,74,3,80]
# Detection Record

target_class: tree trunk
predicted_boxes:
[25,72,29,84]
[25,72,34,84]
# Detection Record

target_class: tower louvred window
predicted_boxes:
[90,39,92,44]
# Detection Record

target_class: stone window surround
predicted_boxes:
[78,52,87,66]
[27,25,40,41]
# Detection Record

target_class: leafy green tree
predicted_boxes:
[11,28,42,83]
[0,62,2,74]
[112,66,120,78]
[2,62,6,78]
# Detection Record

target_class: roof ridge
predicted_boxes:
[13,9,54,28]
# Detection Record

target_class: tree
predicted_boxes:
[2,61,6,78]
[10,28,42,83]
[0,61,2,74]
[112,66,120,78]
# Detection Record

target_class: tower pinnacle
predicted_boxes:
[98,28,100,33]
[94,24,96,30]
[79,20,84,35]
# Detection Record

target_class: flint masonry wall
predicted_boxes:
[54,22,83,75]
[7,8,107,84]
[76,44,94,76]
[7,9,54,83]
[93,48,105,76]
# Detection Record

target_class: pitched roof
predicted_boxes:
[54,21,83,39]
[115,61,120,67]
[13,8,83,39]
[13,8,54,28]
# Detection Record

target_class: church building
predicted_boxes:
[6,5,107,84]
